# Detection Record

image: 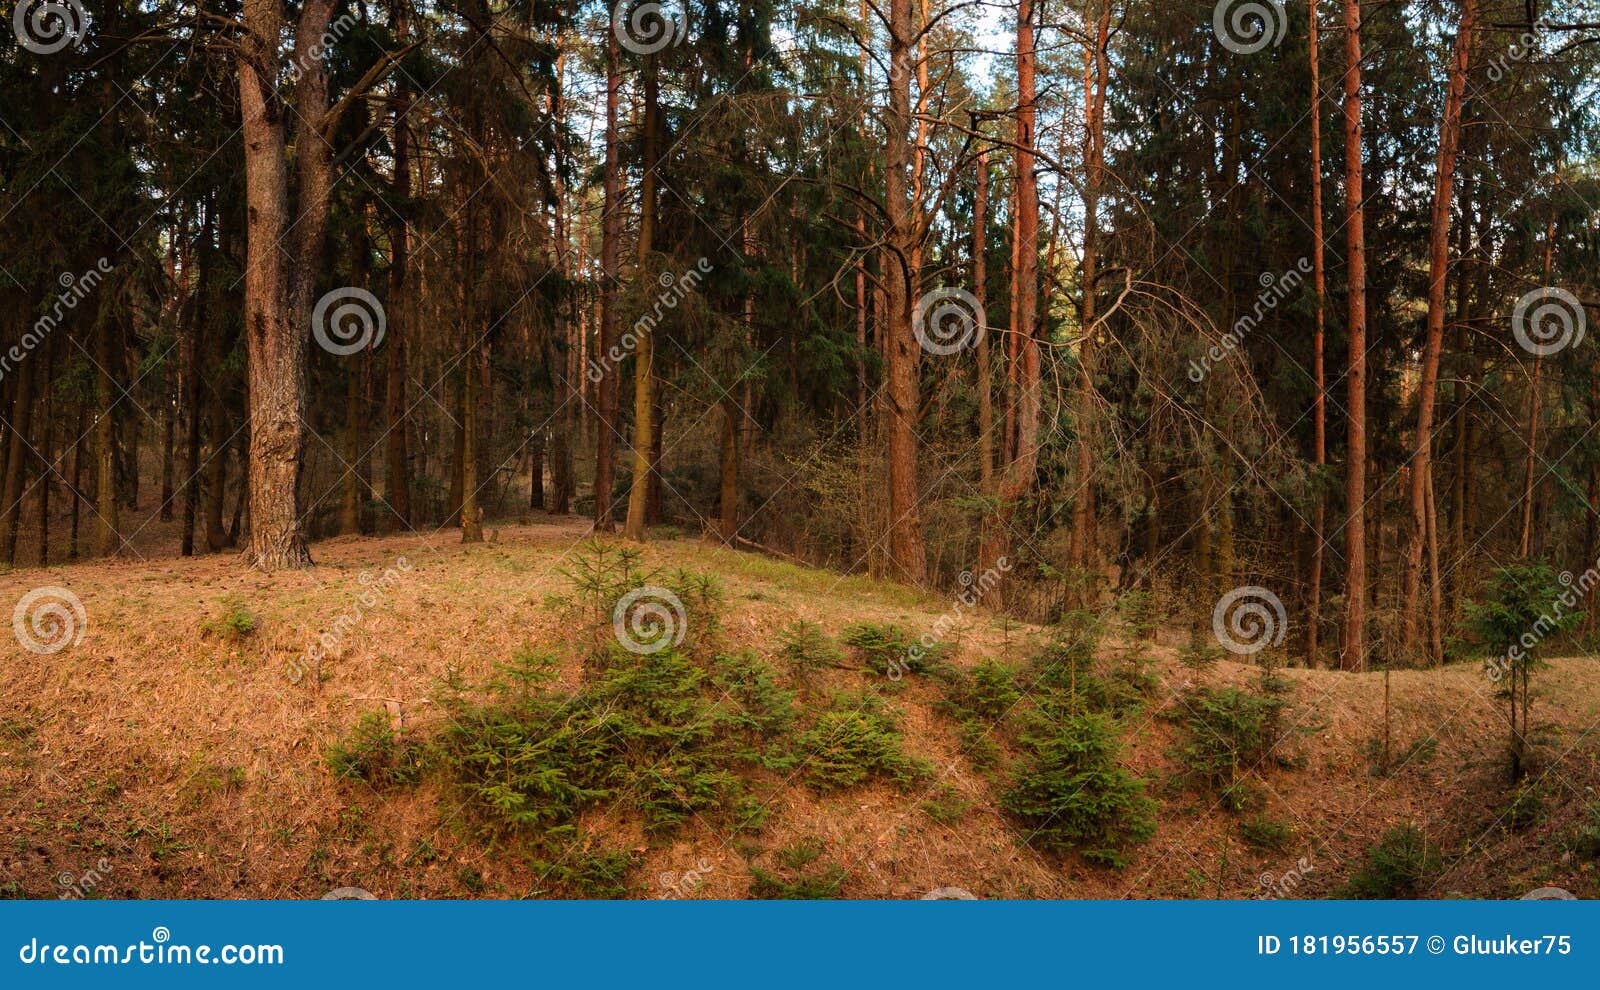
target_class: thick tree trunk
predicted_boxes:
[880,0,928,584]
[237,0,333,569]
[1340,0,1369,671]
[977,0,1040,605]
[34,338,52,565]
[1402,0,1476,664]
[623,54,662,541]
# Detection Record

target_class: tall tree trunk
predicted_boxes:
[1071,2,1109,581]
[880,0,928,584]
[94,318,120,557]
[593,32,622,531]
[386,2,412,529]
[160,355,174,521]
[1340,0,1369,671]
[977,0,1040,605]
[182,202,211,557]
[0,343,34,564]
[460,209,483,544]
[238,0,333,570]
[1519,222,1556,558]
[1402,0,1476,664]
[69,401,84,559]
[1307,0,1327,666]
[34,337,53,566]
[623,53,662,541]
[975,150,993,492]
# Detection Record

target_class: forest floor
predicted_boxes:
[1,515,1598,900]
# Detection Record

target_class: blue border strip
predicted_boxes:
[2,901,1591,987]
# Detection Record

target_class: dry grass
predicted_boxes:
[2,519,1597,899]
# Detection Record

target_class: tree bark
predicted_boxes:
[1340,0,1369,671]
[237,0,334,569]
[1307,0,1327,666]
[593,31,622,531]
[623,52,662,541]
[0,340,34,564]
[1402,0,1476,664]
[880,0,928,584]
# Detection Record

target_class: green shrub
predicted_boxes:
[920,784,972,825]
[1171,687,1288,794]
[796,692,929,792]
[437,649,762,840]
[1464,563,1577,781]
[1001,712,1156,867]
[203,601,257,640]
[1573,790,1600,861]
[1497,782,1546,833]
[1339,825,1440,898]
[1239,814,1296,852]
[710,651,797,760]
[749,839,847,899]
[326,711,421,787]
[842,622,950,677]
[1028,628,1147,717]
[777,620,844,673]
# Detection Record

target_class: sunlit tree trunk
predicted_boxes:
[1340,0,1368,671]
[624,54,661,541]
[594,32,622,531]
[880,0,928,584]
[1402,0,1476,664]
